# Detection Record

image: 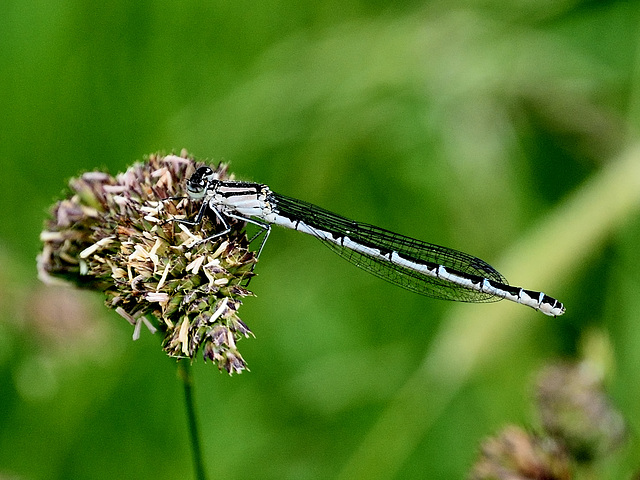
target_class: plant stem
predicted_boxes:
[178,360,208,480]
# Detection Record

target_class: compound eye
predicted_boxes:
[193,166,214,182]
[196,166,213,177]
[186,166,215,198]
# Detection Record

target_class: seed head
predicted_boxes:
[469,426,571,480]
[37,151,257,374]
[535,362,626,461]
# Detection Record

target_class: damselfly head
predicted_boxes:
[186,166,215,199]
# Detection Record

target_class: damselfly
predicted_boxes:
[172,166,565,316]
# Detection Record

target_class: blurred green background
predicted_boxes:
[2,1,640,478]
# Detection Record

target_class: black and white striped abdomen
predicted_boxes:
[266,191,565,316]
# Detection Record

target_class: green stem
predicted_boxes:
[178,360,208,480]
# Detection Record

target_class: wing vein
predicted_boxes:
[271,192,507,303]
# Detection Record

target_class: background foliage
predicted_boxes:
[2,1,640,478]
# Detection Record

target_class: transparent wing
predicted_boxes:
[272,193,507,303]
